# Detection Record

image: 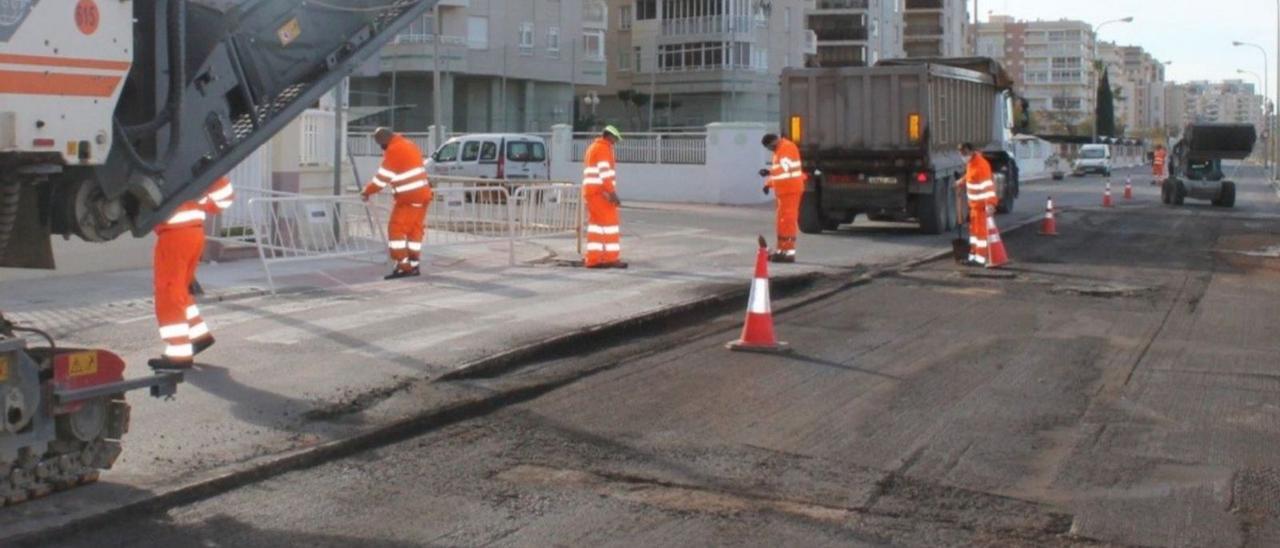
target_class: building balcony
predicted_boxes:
[661,15,757,36]
[812,0,870,9]
[903,26,944,38]
[904,0,944,11]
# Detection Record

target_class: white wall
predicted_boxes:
[549,123,773,205]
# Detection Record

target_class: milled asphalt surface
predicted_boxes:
[0,166,1181,540]
[18,167,1280,547]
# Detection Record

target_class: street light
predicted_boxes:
[1233,40,1270,174]
[1093,17,1134,142]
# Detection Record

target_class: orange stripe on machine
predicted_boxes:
[0,70,123,98]
[0,53,132,71]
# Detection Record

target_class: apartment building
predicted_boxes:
[901,0,968,58]
[1118,46,1166,135]
[349,0,609,134]
[979,16,1096,134]
[806,0,901,67]
[594,0,808,129]
[1098,42,1137,134]
[1166,80,1264,131]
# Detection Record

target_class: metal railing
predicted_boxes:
[571,133,707,165]
[246,195,388,292]
[661,15,755,36]
[299,109,338,167]
[348,131,434,157]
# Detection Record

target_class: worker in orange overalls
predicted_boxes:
[149,176,234,370]
[956,143,998,268]
[582,126,626,269]
[361,127,434,279]
[1151,144,1167,186]
[759,134,805,263]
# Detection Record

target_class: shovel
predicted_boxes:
[951,185,968,264]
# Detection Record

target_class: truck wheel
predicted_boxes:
[1214,181,1236,208]
[1161,180,1172,204]
[917,183,945,235]
[944,182,957,231]
[799,190,826,234]
[1173,181,1187,205]
[995,177,1015,214]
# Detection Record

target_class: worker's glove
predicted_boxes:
[762,185,771,196]
[360,193,370,203]
[758,169,770,178]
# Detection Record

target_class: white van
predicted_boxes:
[426,134,550,180]
[1072,144,1112,177]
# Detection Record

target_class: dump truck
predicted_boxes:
[0,0,439,503]
[1162,123,1257,208]
[780,57,1022,235]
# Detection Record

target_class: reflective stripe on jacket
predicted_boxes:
[583,137,617,196]
[964,153,998,207]
[158,176,234,232]
[364,134,434,203]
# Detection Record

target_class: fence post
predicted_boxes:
[656,134,664,165]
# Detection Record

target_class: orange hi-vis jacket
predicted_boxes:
[156,176,234,232]
[582,137,617,196]
[1153,149,1167,172]
[766,138,806,196]
[363,134,433,204]
[964,153,997,208]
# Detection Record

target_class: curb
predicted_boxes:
[9,270,830,546]
[8,213,1057,545]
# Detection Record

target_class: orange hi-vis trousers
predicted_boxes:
[968,204,991,267]
[584,195,621,267]
[775,191,801,255]
[388,201,428,272]
[154,226,209,363]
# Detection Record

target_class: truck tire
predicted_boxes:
[917,182,945,235]
[1213,181,1236,208]
[944,181,957,231]
[1173,180,1187,205]
[995,174,1015,214]
[1161,180,1172,204]
[799,189,826,234]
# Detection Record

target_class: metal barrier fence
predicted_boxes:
[246,195,387,293]
[239,178,583,293]
[571,132,707,165]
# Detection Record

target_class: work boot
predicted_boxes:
[193,336,216,356]
[607,261,629,269]
[148,357,193,372]
[960,259,984,268]
[384,267,420,280]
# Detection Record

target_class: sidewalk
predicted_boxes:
[0,173,1130,539]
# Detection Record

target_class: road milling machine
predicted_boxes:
[0,0,438,503]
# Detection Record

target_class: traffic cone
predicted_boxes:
[986,215,1009,268]
[727,236,790,354]
[1124,177,1134,200]
[1103,181,1114,208]
[1039,197,1059,236]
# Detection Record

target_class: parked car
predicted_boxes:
[1073,144,1112,177]
[426,134,550,180]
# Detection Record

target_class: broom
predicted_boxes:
[951,185,968,264]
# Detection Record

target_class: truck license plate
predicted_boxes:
[868,176,898,185]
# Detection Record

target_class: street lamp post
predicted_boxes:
[1233,41,1270,174]
[1093,17,1134,142]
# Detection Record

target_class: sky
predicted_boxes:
[981,0,1278,100]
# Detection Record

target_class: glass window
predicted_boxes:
[467,16,488,49]
[547,27,560,52]
[619,5,633,30]
[519,22,535,50]
[507,141,547,162]
[583,30,605,61]
[637,0,657,20]
[434,142,460,162]
[480,141,498,161]
[461,141,481,162]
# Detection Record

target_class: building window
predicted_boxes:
[637,0,657,20]
[467,16,488,49]
[583,30,605,61]
[547,27,560,53]
[634,47,644,72]
[619,47,632,71]
[619,5,633,30]
[519,22,535,53]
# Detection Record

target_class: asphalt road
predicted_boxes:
[23,167,1280,547]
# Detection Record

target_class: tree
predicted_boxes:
[1096,67,1116,138]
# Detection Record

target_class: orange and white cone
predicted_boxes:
[727,236,790,353]
[1124,177,1134,200]
[1039,197,1059,236]
[986,215,1009,268]
[1103,181,1114,208]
